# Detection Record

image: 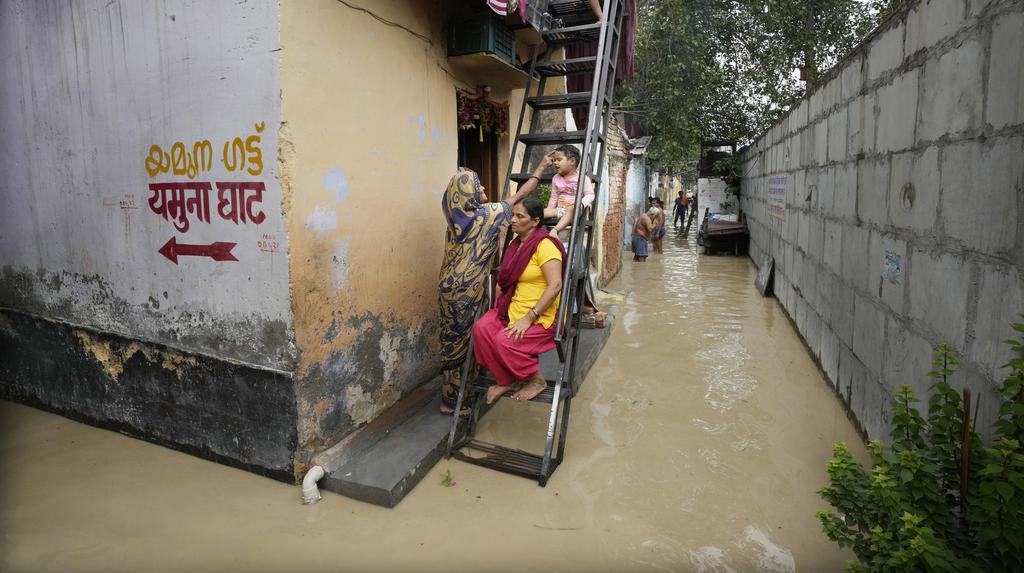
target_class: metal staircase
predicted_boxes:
[446,0,627,486]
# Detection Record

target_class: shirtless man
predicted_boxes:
[631,208,656,262]
[651,199,666,254]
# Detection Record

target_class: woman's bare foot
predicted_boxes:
[486,383,515,404]
[512,374,547,401]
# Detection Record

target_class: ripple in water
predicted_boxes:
[697,333,758,412]
[688,546,737,573]
[740,526,796,573]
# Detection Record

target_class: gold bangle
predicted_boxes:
[529,175,540,181]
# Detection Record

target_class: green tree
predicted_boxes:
[620,0,886,172]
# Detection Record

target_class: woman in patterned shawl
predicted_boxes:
[438,160,549,414]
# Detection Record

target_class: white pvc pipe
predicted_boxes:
[301,465,325,505]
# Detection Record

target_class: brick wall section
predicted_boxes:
[739,0,1024,441]
[600,115,630,286]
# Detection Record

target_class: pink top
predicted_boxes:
[547,173,595,211]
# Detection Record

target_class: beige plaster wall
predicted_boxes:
[280,0,537,468]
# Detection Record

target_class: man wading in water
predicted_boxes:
[631,208,655,262]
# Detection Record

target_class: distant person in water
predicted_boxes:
[673,190,687,228]
[631,208,655,262]
[650,199,666,254]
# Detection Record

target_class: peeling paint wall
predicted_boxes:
[280,0,533,463]
[0,0,292,370]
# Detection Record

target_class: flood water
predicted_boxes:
[1,229,866,572]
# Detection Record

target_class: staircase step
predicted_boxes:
[541,22,601,45]
[468,375,571,404]
[510,171,601,184]
[449,315,614,479]
[451,439,552,480]
[535,56,597,77]
[526,91,594,110]
[518,129,601,145]
[511,172,554,185]
[547,0,601,24]
[313,315,613,507]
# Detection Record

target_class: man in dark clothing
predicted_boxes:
[673,190,688,228]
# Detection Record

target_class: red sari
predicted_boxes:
[472,228,565,387]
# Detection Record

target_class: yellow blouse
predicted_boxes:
[508,239,562,329]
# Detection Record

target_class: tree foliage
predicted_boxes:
[620,0,896,173]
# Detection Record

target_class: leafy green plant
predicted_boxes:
[817,315,1024,572]
[711,156,742,195]
[537,184,551,208]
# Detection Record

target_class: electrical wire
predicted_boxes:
[335,0,433,45]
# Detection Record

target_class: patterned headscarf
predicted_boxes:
[442,168,484,242]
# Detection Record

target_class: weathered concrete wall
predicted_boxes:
[280,1,533,467]
[740,0,1023,440]
[0,310,297,480]
[0,1,298,477]
[0,0,291,370]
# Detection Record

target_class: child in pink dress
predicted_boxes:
[544,145,595,242]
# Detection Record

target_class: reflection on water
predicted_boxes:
[1,228,865,572]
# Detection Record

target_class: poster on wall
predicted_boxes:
[768,176,786,220]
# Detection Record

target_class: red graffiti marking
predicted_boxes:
[147,181,266,233]
[216,181,266,225]
[158,237,238,264]
[148,182,214,232]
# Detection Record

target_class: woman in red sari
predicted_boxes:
[472,197,565,404]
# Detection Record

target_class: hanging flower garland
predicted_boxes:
[457,88,509,140]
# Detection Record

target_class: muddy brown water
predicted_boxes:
[2,230,866,572]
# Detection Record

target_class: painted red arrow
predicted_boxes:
[158,237,238,264]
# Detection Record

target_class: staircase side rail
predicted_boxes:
[554,0,623,347]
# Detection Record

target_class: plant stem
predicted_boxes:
[959,388,971,524]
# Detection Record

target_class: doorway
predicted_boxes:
[458,128,499,201]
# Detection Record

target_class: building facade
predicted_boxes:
[0,0,568,481]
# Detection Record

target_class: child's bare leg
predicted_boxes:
[543,207,559,220]
[553,205,574,235]
[588,0,602,19]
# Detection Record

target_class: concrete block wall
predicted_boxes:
[740,0,1024,440]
